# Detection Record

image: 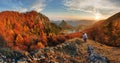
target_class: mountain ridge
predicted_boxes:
[85,12,120,47]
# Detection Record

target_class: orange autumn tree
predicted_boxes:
[37,42,45,49]
[15,34,24,45]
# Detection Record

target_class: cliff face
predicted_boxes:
[0,11,51,51]
[86,12,120,47]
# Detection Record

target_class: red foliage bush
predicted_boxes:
[47,34,66,46]
[65,32,82,39]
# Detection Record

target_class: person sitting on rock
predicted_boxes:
[82,32,88,42]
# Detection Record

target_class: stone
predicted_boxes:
[75,39,82,45]
[87,45,110,63]
[43,47,50,52]
[62,43,79,56]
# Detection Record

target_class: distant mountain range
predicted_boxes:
[51,20,95,32]
[51,20,95,27]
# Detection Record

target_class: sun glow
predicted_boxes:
[95,13,101,20]
[95,15,100,20]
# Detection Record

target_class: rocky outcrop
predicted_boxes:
[19,38,118,63]
[27,39,85,63]
[87,45,110,63]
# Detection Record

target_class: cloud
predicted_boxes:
[0,0,52,12]
[30,0,46,12]
[63,0,120,18]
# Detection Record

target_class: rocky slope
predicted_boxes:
[22,38,120,63]
[0,38,119,63]
[85,12,120,47]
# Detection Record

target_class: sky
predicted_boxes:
[0,0,120,21]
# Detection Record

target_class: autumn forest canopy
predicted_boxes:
[0,11,66,53]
